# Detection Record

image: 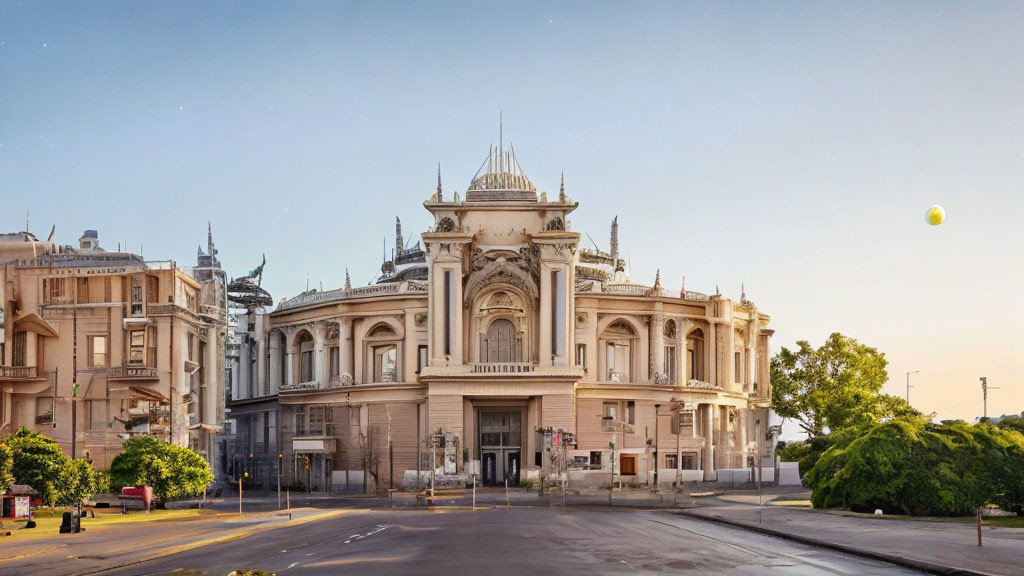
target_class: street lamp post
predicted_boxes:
[906,370,919,404]
[277,453,283,509]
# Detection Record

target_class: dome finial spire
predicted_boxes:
[559,170,566,203]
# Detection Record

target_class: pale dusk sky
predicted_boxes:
[2,2,1022,431]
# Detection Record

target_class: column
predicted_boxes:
[451,266,464,365]
[268,333,281,394]
[256,325,267,397]
[313,323,327,387]
[539,264,553,367]
[339,319,353,378]
[651,312,664,381]
[553,267,567,365]
[702,404,715,481]
[707,323,717,387]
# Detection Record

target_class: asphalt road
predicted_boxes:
[101,507,924,576]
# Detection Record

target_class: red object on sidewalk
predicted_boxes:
[121,486,155,508]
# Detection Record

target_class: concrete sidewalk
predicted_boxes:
[683,504,1023,576]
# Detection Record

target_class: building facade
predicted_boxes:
[0,228,227,469]
[237,141,775,493]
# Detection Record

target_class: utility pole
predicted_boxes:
[608,434,616,506]
[981,377,998,419]
[654,404,660,490]
[277,453,283,510]
[906,370,919,404]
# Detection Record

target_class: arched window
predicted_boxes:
[686,328,705,382]
[600,320,637,382]
[484,318,517,362]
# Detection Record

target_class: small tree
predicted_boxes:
[109,437,213,501]
[58,458,99,506]
[0,440,14,494]
[6,427,67,505]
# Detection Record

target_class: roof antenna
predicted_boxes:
[499,111,503,172]
[25,210,29,233]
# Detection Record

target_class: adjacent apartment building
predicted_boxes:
[0,228,227,469]
[229,140,775,493]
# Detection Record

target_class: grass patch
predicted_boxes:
[2,508,217,540]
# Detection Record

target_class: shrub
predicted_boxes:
[805,420,1024,516]
[6,427,67,505]
[110,436,213,501]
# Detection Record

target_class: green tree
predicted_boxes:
[6,427,67,505]
[57,458,98,506]
[109,437,213,501]
[770,333,896,438]
[805,419,1024,516]
[0,440,14,494]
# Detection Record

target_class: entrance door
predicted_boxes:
[479,411,522,486]
[506,451,520,485]
[482,451,498,485]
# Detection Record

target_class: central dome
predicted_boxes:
[466,144,537,202]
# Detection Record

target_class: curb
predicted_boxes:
[678,510,999,576]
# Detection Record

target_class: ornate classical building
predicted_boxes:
[0,227,228,468]
[240,141,774,492]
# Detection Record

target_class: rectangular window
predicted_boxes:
[131,278,144,317]
[665,453,678,469]
[146,326,157,367]
[329,346,340,378]
[443,270,452,356]
[89,335,108,367]
[12,331,27,366]
[417,345,428,374]
[294,406,306,435]
[620,454,637,475]
[373,345,397,382]
[576,344,586,371]
[589,451,603,470]
[104,277,112,302]
[127,330,144,365]
[300,350,314,382]
[77,277,89,304]
[682,453,697,470]
[734,351,742,383]
[664,345,676,382]
[625,400,635,425]
[308,405,325,435]
[603,402,619,421]
[187,333,195,361]
[44,277,66,303]
[147,276,159,304]
[671,409,696,437]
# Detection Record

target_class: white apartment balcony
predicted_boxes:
[108,365,160,382]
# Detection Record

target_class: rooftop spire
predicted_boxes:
[395,217,403,257]
[610,216,619,262]
[559,170,566,203]
[344,268,352,291]
[435,163,443,201]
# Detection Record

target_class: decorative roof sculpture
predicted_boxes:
[466,142,537,202]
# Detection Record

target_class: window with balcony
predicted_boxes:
[686,328,705,381]
[300,350,314,382]
[664,345,676,382]
[89,335,108,367]
[600,320,636,382]
[12,331,27,366]
[734,351,742,383]
[127,330,144,365]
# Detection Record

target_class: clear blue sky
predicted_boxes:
[3,1,1022,429]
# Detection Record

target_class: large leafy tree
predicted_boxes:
[771,333,899,438]
[109,436,213,500]
[6,427,68,505]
